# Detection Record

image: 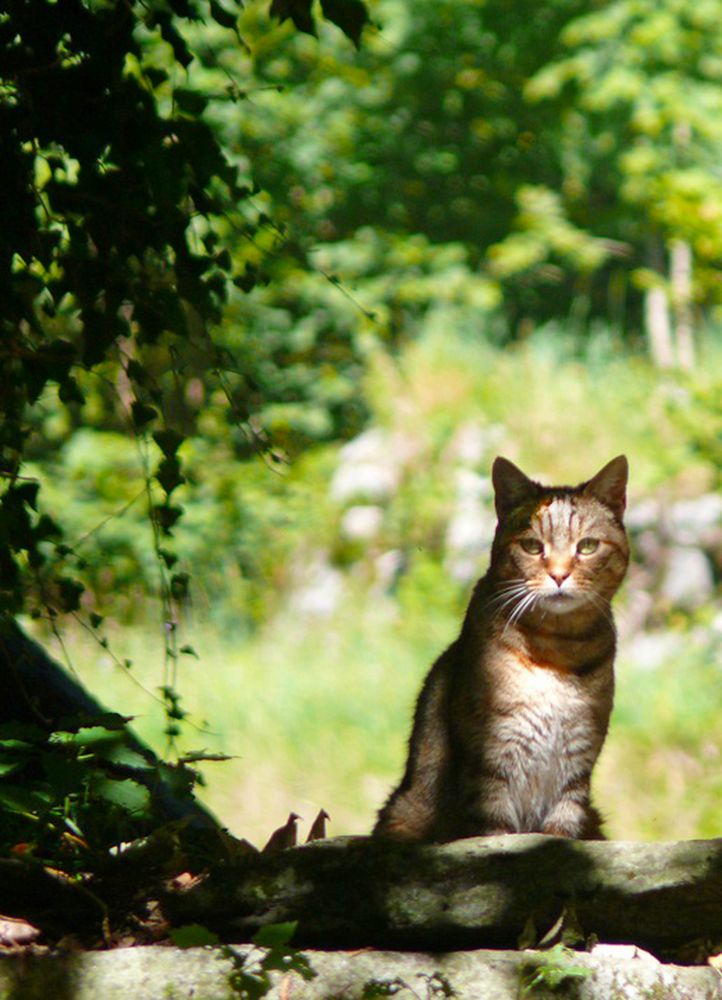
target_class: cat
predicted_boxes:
[373,455,629,843]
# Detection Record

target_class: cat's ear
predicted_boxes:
[583,455,628,519]
[492,457,540,519]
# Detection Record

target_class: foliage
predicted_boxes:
[0,0,368,893]
[7,0,722,629]
[22,429,338,628]
[200,0,722,338]
[227,922,315,1000]
[361,972,456,999]
[34,315,722,623]
[0,0,368,624]
[172,920,316,999]
[519,944,592,995]
[0,713,198,862]
[211,0,591,327]
[523,0,722,307]
[666,374,722,484]
[1,0,227,618]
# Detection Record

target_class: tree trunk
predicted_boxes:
[163,833,722,960]
[644,286,674,369]
[670,238,695,370]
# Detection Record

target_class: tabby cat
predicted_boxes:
[373,455,629,842]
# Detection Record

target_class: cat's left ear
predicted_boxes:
[583,455,628,520]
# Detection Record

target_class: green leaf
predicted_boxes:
[160,685,188,721]
[521,945,592,995]
[101,745,153,770]
[169,924,220,948]
[154,504,184,535]
[320,0,368,46]
[174,88,208,116]
[233,268,258,292]
[269,0,316,36]
[209,0,238,30]
[155,11,193,67]
[0,784,52,816]
[131,401,159,430]
[34,514,62,543]
[253,921,298,949]
[58,376,86,406]
[159,548,179,569]
[0,758,24,778]
[156,456,186,496]
[170,571,190,599]
[153,429,185,458]
[50,724,123,748]
[215,248,232,272]
[14,482,40,511]
[92,776,152,815]
[156,762,196,799]
[57,576,84,613]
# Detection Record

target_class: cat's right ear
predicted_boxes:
[583,454,628,520]
[492,457,539,519]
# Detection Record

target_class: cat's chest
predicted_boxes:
[486,662,600,820]
[494,664,587,754]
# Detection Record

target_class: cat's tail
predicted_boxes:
[372,646,455,842]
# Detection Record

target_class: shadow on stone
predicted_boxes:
[163,833,722,958]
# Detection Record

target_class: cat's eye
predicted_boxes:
[519,537,544,555]
[577,537,600,555]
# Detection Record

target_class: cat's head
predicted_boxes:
[489,456,629,618]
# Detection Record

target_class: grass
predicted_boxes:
[40,596,722,846]
[597,630,722,841]
[45,599,454,847]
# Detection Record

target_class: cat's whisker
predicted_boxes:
[498,589,529,620]
[518,592,540,622]
[486,580,528,601]
[504,590,538,631]
[528,590,546,620]
[487,584,530,617]
[489,587,529,612]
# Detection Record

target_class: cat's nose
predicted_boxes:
[548,568,570,587]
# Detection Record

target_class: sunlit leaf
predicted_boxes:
[92,777,152,815]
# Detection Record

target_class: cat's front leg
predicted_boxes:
[460,774,521,837]
[541,805,586,838]
[542,786,604,840]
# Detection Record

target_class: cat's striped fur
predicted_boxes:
[373,455,629,842]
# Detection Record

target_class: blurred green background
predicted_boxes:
[22,0,722,845]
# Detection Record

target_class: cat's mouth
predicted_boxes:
[541,590,581,610]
